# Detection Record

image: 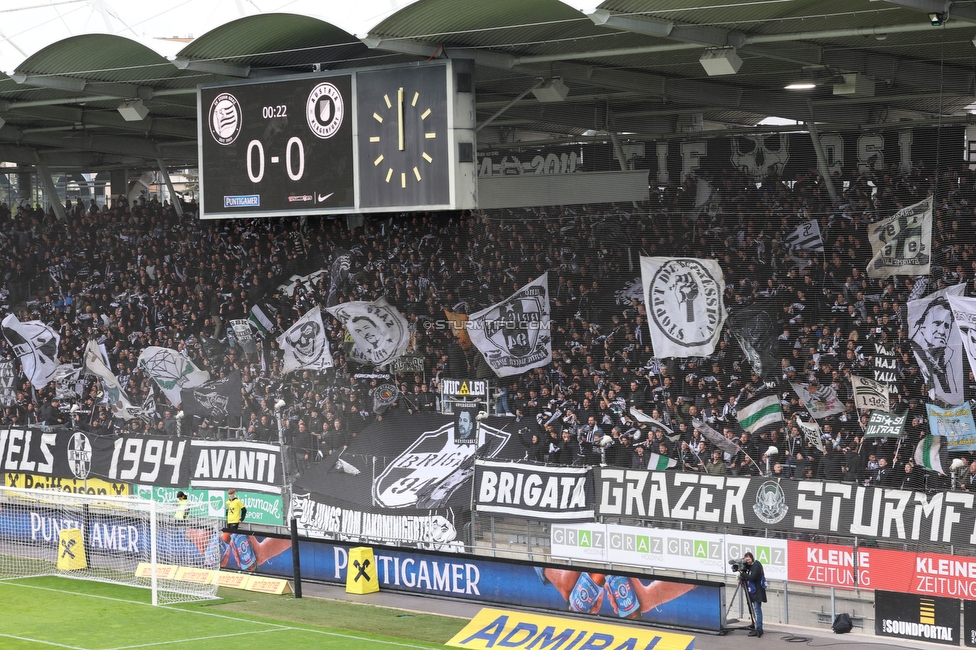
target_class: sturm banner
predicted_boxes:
[473,460,594,522]
[593,467,976,546]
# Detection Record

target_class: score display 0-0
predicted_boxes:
[197,59,476,219]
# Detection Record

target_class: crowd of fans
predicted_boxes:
[1,157,975,492]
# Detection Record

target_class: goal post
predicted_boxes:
[0,486,221,605]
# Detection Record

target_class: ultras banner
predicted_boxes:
[0,428,282,493]
[473,460,594,522]
[593,467,976,546]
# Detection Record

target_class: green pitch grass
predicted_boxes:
[0,576,468,649]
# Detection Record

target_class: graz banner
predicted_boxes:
[640,257,726,358]
[876,590,959,646]
[864,410,907,439]
[474,460,594,522]
[291,412,521,548]
[927,403,976,452]
[594,467,976,546]
[188,440,283,494]
[550,522,788,580]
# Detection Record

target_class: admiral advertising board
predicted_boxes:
[594,468,976,546]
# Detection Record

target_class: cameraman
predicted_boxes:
[742,552,766,637]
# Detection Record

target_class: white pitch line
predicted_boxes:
[0,580,442,650]
[0,633,90,650]
[105,627,283,649]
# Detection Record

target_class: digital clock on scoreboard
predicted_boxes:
[198,60,477,219]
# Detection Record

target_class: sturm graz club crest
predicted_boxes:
[753,480,788,524]
[208,93,241,145]
[649,259,723,347]
[67,432,92,480]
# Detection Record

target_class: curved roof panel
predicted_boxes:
[16,35,177,82]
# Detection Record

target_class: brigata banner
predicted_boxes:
[474,460,594,522]
[594,467,976,546]
[876,590,959,646]
[550,522,788,581]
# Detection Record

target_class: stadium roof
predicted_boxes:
[1,0,975,171]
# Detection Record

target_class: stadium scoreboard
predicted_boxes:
[198,59,477,219]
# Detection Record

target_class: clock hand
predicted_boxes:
[397,87,404,152]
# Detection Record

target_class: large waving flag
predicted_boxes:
[327,297,409,367]
[181,371,243,423]
[914,434,946,474]
[640,257,726,358]
[83,340,137,420]
[466,273,552,378]
[735,392,783,434]
[867,196,932,279]
[1,314,60,390]
[278,306,333,374]
[137,346,210,407]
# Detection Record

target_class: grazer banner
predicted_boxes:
[876,590,960,646]
[550,522,788,580]
[256,538,725,632]
[594,467,976,546]
[474,460,594,522]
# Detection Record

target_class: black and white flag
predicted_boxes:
[851,376,890,412]
[137,346,210,407]
[278,306,333,374]
[796,417,824,453]
[0,360,15,407]
[640,257,726,358]
[867,196,932,279]
[873,343,897,384]
[728,299,781,384]
[327,298,409,367]
[54,363,83,400]
[791,381,845,419]
[466,273,552,378]
[181,371,243,423]
[326,248,352,307]
[947,293,976,379]
[230,318,258,362]
[908,283,965,406]
[1,314,60,390]
[83,339,137,420]
[373,383,399,414]
[785,220,824,253]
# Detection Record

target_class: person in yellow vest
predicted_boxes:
[225,489,246,531]
[174,491,189,525]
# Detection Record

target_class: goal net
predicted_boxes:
[0,486,221,605]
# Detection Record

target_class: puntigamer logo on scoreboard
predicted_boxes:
[224,195,260,208]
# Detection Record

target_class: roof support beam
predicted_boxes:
[876,0,976,23]
[170,58,251,78]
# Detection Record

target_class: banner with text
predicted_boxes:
[474,460,594,522]
[594,467,976,546]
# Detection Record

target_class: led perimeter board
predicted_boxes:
[198,59,477,219]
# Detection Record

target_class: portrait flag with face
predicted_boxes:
[1,314,60,390]
[326,298,409,367]
[946,294,976,381]
[908,283,965,406]
[278,306,333,374]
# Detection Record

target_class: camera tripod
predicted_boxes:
[723,573,757,635]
